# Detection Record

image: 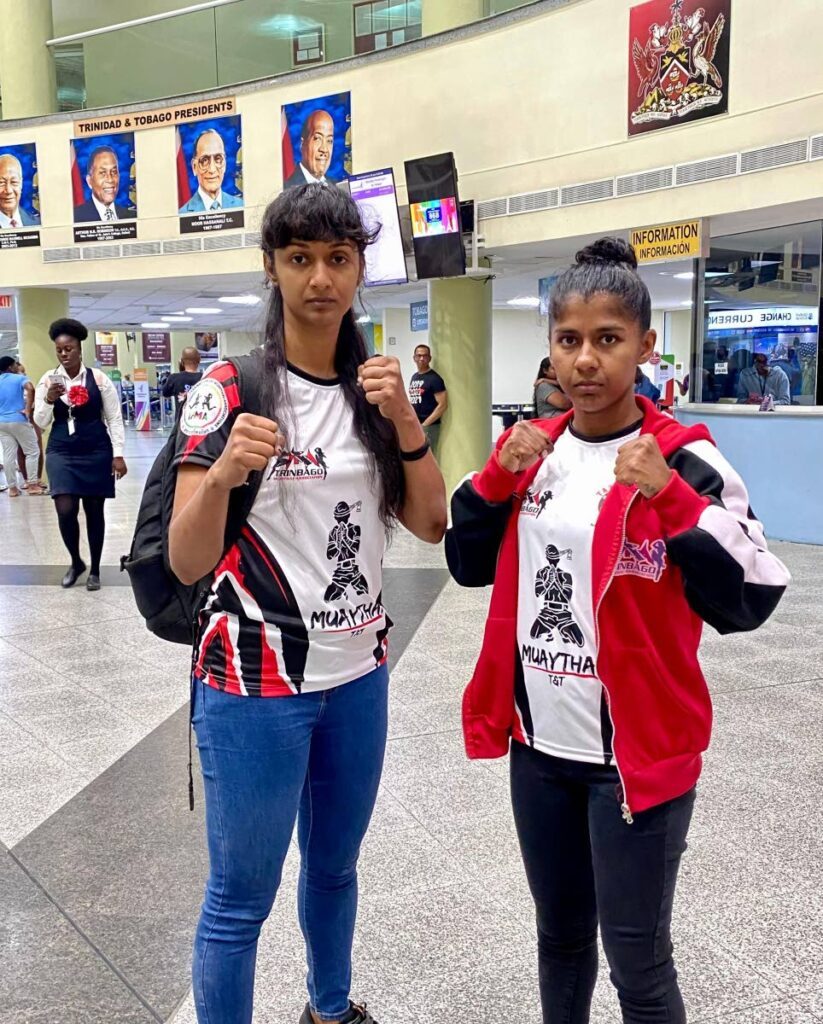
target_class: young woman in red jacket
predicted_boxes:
[447,238,790,1024]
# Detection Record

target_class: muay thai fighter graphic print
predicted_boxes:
[174,361,389,696]
[517,423,643,764]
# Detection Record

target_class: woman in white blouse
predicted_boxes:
[34,318,127,590]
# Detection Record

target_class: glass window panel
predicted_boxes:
[375,32,389,50]
[355,4,372,36]
[406,0,422,26]
[698,221,821,405]
[391,28,406,45]
[373,1,390,34]
[390,1,407,29]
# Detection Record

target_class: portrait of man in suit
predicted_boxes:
[284,110,337,189]
[74,146,132,222]
[179,129,243,214]
[0,153,36,229]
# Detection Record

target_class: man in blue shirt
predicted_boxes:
[736,353,791,406]
[0,356,44,496]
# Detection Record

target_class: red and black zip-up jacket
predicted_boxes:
[446,398,791,817]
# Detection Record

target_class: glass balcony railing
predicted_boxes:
[50,0,542,113]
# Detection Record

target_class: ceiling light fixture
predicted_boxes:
[507,297,540,308]
[185,307,222,314]
[356,315,371,324]
[142,321,170,328]
[218,295,262,306]
[161,315,193,322]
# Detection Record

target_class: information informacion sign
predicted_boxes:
[133,368,151,432]
[410,300,429,332]
[630,219,704,263]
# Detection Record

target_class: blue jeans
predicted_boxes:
[191,664,389,1024]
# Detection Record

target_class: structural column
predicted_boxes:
[14,288,70,387]
[428,276,493,495]
[422,0,486,36]
[0,0,57,119]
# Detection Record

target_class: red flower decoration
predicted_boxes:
[68,385,90,407]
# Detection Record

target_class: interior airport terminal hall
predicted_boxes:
[1,1,822,1022]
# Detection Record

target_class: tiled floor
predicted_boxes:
[0,428,821,1023]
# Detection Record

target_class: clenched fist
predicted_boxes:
[498,422,554,473]
[358,356,413,424]
[614,435,672,499]
[210,413,285,491]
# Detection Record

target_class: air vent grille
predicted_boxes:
[477,198,507,220]
[560,179,614,206]
[675,154,738,186]
[82,244,121,260]
[244,232,262,247]
[43,247,80,263]
[122,241,162,258]
[203,233,243,251]
[740,140,808,174]
[162,238,202,255]
[810,136,823,161]
[616,167,673,196]
[508,190,559,215]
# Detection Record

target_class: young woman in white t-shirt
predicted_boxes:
[169,184,446,1024]
[447,238,789,1023]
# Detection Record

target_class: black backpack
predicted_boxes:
[120,350,265,645]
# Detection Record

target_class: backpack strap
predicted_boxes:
[223,348,266,546]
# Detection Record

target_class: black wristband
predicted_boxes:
[399,440,431,462]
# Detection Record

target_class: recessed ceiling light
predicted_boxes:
[674,272,695,280]
[186,307,222,314]
[751,260,781,268]
[218,295,262,306]
[680,301,693,307]
[507,297,540,308]
[142,321,170,328]
[161,315,193,322]
[356,315,371,324]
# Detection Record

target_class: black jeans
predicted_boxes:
[510,741,695,1024]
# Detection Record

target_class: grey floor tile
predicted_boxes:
[383,761,510,827]
[702,1002,819,1023]
[0,850,157,1024]
[357,821,465,898]
[12,706,209,1020]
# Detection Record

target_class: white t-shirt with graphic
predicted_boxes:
[175,361,389,697]
[517,421,641,764]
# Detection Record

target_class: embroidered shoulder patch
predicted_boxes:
[614,538,667,583]
[180,377,230,436]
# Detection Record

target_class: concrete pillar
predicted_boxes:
[423,0,486,35]
[14,288,69,388]
[0,0,57,119]
[428,275,493,494]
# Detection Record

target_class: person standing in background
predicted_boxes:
[34,319,128,591]
[408,344,448,453]
[0,356,45,496]
[534,357,572,419]
[14,360,45,490]
[162,347,203,420]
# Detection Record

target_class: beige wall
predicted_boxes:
[3,0,823,290]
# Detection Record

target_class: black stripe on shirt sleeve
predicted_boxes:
[446,479,512,587]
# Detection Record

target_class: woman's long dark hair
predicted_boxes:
[259,184,404,527]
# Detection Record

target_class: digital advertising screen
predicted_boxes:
[409,198,460,238]
[70,133,138,243]
[404,152,465,280]
[349,168,408,288]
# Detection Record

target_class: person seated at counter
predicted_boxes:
[634,366,660,404]
[736,353,790,406]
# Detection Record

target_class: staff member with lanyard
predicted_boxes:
[34,318,127,590]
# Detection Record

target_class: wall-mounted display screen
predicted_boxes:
[404,152,465,280]
[349,168,408,288]
[410,198,460,238]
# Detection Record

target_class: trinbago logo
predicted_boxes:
[267,447,329,482]
[630,0,729,134]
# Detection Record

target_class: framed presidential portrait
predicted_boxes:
[281,92,352,190]
[70,133,138,242]
[177,115,244,234]
[0,142,41,249]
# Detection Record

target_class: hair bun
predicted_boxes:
[575,237,638,271]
